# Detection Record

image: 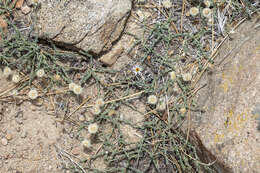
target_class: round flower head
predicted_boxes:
[95,98,105,107]
[180,107,186,114]
[28,89,38,100]
[182,73,192,82]
[36,69,45,78]
[157,97,166,111]
[88,123,99,134]
[169,71,176,81]
[73,84,82,95]
[162,0,172,9]
[207,17,213,26]
[3,66,12,77]
[11,89,18,96]
[69,82,76,91]
[132,65,142,75]
[12,74,21,83]
[91,105,101,115]
[202,8,212,18]
[82,139,91,149]
[204,0,211,7]
[147,95,157,105]
[53,74,61,81]
[190,7,199,17]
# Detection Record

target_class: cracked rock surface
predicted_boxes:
[33,0,131,54]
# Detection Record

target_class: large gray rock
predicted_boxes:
[191,18,260,173]
[33,0,131,54]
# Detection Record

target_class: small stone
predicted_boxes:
[15,118,23,125]
[71,146,81,156]
[21,131,27,138]
[5,134,12,140]
[21,5,31,15]
[69,133,74,138]
[16,127,21,132]
[99,45,124,66]
[1,138,8,146]
[78,114,85,122]
[32,98,44,106]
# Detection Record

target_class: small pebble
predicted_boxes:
[69,133,74,138]
[1,137,8,146]
[6,134,12,140]
[21,5,31,15]
[15,118,23,125]
[21,131,27,138]
[71,146,81,156]
[16,126,21,132]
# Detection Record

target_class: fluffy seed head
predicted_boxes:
[162,0,172,9]
[69,82,76,91]
[95,98,105,107]
[204,0,211,7]
[147,95,157,105]
[11,89,18,96]
[190,7,199,17]
[3,66,12,77]
[12,74,21,83]
[169,71,176,81]
[202,8,212,18]
[88,123,99,134]
[182,73,192,82]
[28,89,38,100]
[180,107,186,114]
[207,17,213,26]
[82,139,91,149]
[36,69,45,78]
[157,98,166,111]
[53,74,61,81]
[91,105,101,115]
[73,84,82,95]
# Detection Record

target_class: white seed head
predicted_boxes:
[169,71,176,81]
[207,17,213,26]
[95,98,105,107]
[157,98,166,111]
[180,107,186,114]
[190,7,199,17]
[202,8,212,18]
[78,114,85,122]
[147,95,158,105]
[182,73,192,82]
[28,89,38,100]
[82,139,91,149]
[36,69,45,78]
[204,0,211,7]
[12,74,21,83]
[3,66,12,77]
[73,84,82,95]
[11,89,18,96]
[91,105,101,115]
[88,123,99,134]
[53,74,61,81]
[162,0,172,9]
[69,82,76,91]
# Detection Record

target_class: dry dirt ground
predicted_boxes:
[0,13,146,173]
